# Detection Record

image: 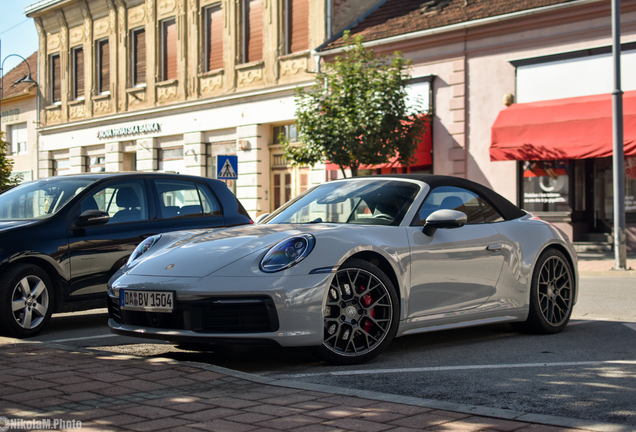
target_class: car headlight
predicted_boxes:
[127,235,161,265]
[260,234,315,273]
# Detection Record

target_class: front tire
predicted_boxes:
[0,264,54,338]
[512,248,574,334]
[313,259,399,365]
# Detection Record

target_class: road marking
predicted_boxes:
[624,323,636,332]
[568,320,593,326]
[281,360,636,378]
[46,334,119,343]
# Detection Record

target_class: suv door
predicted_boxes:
[67,178,161,299]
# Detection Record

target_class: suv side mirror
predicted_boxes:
[423,209,467,236]
[78,210,110,227]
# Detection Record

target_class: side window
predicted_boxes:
[80,180,149,224]
[482,199,504,223]
[417,186,502,225]
[154,179,222,219]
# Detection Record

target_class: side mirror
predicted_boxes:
[254,213,270,224]
[78,209,110,227]
[423,209,467,236]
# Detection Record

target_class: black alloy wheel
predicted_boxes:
[314,258,399,365]
[511,248,574,334]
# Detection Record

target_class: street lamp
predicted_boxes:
[0,39,38,131]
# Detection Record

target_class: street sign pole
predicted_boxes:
[611,0,627,270]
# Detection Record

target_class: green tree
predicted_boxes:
[0,132,21,191]
[283,32,430,177]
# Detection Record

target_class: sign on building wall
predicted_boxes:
[96,122,160,139]
[217,155,238,179]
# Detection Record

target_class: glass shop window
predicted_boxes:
[522,160,570,212]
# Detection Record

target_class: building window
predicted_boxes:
[54,158,70,176]
[9,123,27,155]
[284,0,309,54]
[204,5,223,71]
[161,18,177,81]
[86,156,106,172]
[130,28,146,86]
[72,47,84,100]
[522,160,570,213]
[96,38,110,94]
[159,146,184,173]
[50,53,61,103]
[242,0,263,63]
[273,124,297,144]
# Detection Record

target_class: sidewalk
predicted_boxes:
[576,251,636,277]
[0,340,633,432]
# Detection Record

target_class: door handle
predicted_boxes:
[487,244,503,253]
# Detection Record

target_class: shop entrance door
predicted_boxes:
[584,157,613,237]
[594,157,613,234]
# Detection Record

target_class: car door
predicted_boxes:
[67,178,161,299]
[153,178,226,233]
[407,186,507,318]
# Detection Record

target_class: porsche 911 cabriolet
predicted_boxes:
[107,175,577,364]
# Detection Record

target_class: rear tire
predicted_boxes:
[0,264,54,338]
[511,248,574,334]
[313,259,399,365]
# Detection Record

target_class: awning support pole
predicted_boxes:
[612,0,627,270]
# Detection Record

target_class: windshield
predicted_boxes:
[266,179,420,226]
[0,178,96,221]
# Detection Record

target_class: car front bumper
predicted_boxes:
[107,272,333,347]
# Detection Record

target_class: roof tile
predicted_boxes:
[322,0,575,50]
[1,52,38,101]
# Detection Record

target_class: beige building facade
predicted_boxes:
[25,0,378,218]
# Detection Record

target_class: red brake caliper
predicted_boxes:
[361,285,375,332]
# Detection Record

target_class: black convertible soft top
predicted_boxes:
[361,174,527,221]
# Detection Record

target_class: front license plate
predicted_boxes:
[120,290,174,313]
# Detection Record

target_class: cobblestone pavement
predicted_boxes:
[1,341,633,432]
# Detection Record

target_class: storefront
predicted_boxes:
[491,90,636,248]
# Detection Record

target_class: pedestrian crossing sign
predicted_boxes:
[217,155,238,180]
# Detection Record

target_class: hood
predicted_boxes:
[128,223,341,278]
[0,220,39,233]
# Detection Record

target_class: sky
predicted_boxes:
[1,0,39,77]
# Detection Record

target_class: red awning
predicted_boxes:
[490,90,636,161]
[326,129,432,171]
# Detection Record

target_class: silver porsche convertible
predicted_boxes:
[107,175,577,364]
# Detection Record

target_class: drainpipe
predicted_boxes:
[326,0,332,40]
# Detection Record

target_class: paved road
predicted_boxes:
[10,276,636,428]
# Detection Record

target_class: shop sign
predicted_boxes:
[97,122,160,139]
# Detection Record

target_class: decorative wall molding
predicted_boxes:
[69,101,86,119]
[94,96,111,114]
[127,87,147,108]
[128,5,145,26]
[200,72,223,96]
[69,27,84,45]
[236,64,264,87]
[45,106,62,123]
[279,55,308,79]
[47,35,60,52]
[156,81,178,102]
[158,0,177,17]
[94,17,109,37]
